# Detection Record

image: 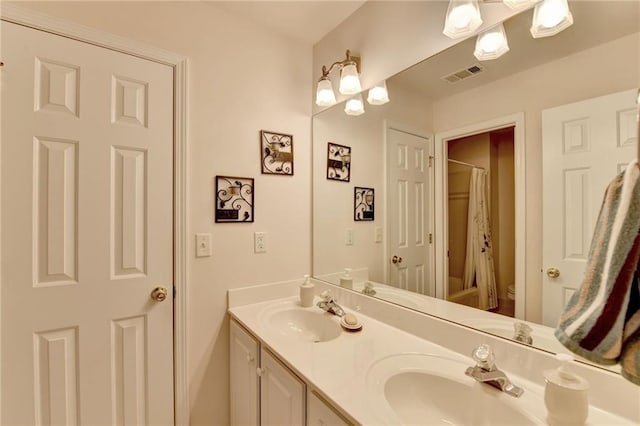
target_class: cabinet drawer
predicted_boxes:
[307,390,352,426]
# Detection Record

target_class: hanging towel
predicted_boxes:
[555,160,640,385]
[462,168,498,310]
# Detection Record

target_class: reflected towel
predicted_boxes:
[555,160,640,385]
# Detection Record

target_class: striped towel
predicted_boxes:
[555,160,640,385]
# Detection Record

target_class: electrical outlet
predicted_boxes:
[254,232,267,253]
[196,233,212,257]
[375,227,383,243]
[345,228,354,246]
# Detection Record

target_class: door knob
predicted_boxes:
[546,268,560,279]
[391,255,403,264]
[150,286,168,302]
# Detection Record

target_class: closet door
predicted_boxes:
[542,89,638,326]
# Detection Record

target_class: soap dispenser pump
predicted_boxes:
[299,275,314,308]
[340,268,353,289]
[544,354,589,426]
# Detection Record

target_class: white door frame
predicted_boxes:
[0,4,190,425]
[434,113,526,319]
[383,120,435,296]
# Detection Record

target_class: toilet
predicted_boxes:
[507,284,516,301]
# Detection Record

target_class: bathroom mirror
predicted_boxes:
[312,1,639,371]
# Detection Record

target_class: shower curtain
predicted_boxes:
[462,168,498,310]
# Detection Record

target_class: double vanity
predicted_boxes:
[228,279,638,425]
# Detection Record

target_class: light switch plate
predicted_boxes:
[345,228,354,246]
[375,227,383,243]
[196,233,212,257]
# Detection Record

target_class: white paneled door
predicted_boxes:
[386,127,434,296]
[542,89,638,327]
[1,22,174,425]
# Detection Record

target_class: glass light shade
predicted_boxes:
[503,0,540,10]
[344,94,365,116]
[530,0,573,38]
[339,63,362,95]
[474,24,510,61]
[315,78,337,107]
[443,0,483,40]
[367,81,390,105]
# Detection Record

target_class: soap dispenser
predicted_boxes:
[544,354,589,426]
[340,268,353,289]
[299,275,314,308]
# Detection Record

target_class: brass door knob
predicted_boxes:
[546,268,560,279]
[391,255,403,264]
[150,286,168,302]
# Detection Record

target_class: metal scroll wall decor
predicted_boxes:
[326,142,351,182]
[261,130,294,175]
[215,176,254,223]
[354,187,375,221]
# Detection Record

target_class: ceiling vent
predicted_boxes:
[441,64,485,84]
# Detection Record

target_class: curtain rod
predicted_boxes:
[448,158,485,170]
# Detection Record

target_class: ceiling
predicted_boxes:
[205,1,367,45]
[391,1,640,100]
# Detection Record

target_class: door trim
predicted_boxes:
[0,4,190,425]
[434,112,526,320]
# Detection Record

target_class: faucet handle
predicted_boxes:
[472,344,496,371]
[320,290,333,302]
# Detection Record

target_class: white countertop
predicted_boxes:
[229,295,632,425]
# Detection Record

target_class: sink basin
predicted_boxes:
[260,304,342,343]
[366,353,544,425]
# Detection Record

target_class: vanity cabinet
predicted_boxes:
[230,319,353,426]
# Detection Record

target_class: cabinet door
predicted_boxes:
[230,320,260,426]
[307,390,352,426]
[260,348,305,426]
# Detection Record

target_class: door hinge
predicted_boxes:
[429,233,433,244]
[173,286,176,299]
[428,156,434,167]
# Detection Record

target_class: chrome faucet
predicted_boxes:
[465,344,524,397]
[317,290,345,317]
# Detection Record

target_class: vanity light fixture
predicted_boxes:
[367,80,390,105]
[530,0,573,38]
[344,93,365,116]
[443,0,483,40]
[315,49,362,107]
[474,23,510,61]
[502,0,541,10]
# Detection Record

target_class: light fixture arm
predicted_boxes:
[319,49,361,81]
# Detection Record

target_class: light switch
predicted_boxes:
[375,227,383,243]
[345,228,354,246]
[196,233,212,257]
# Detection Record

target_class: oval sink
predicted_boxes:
[263,307,342,343]
[366,353,544,425]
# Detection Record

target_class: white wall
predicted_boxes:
[313,82,432,283]
[13,2,312,425]
[432,32,640,321]
[313,0,518,113]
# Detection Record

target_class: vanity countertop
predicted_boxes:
[229,296,633,425]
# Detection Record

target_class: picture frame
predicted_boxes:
[327,142,351,182]
[215,176,254,223]
[354,187,375,221]
[260,130,293,175]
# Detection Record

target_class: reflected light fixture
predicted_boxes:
[367,80,390,105]
[503,0,541,10]
[443,0,483,40]
[344,93,365,116]
[530,0,573,38]
[315,49,362,107]
[474,23,509,61]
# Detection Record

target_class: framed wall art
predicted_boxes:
[261,130,293,175]
[327,142,351,182]
[354,187,375,221]
[215,176,254,223]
